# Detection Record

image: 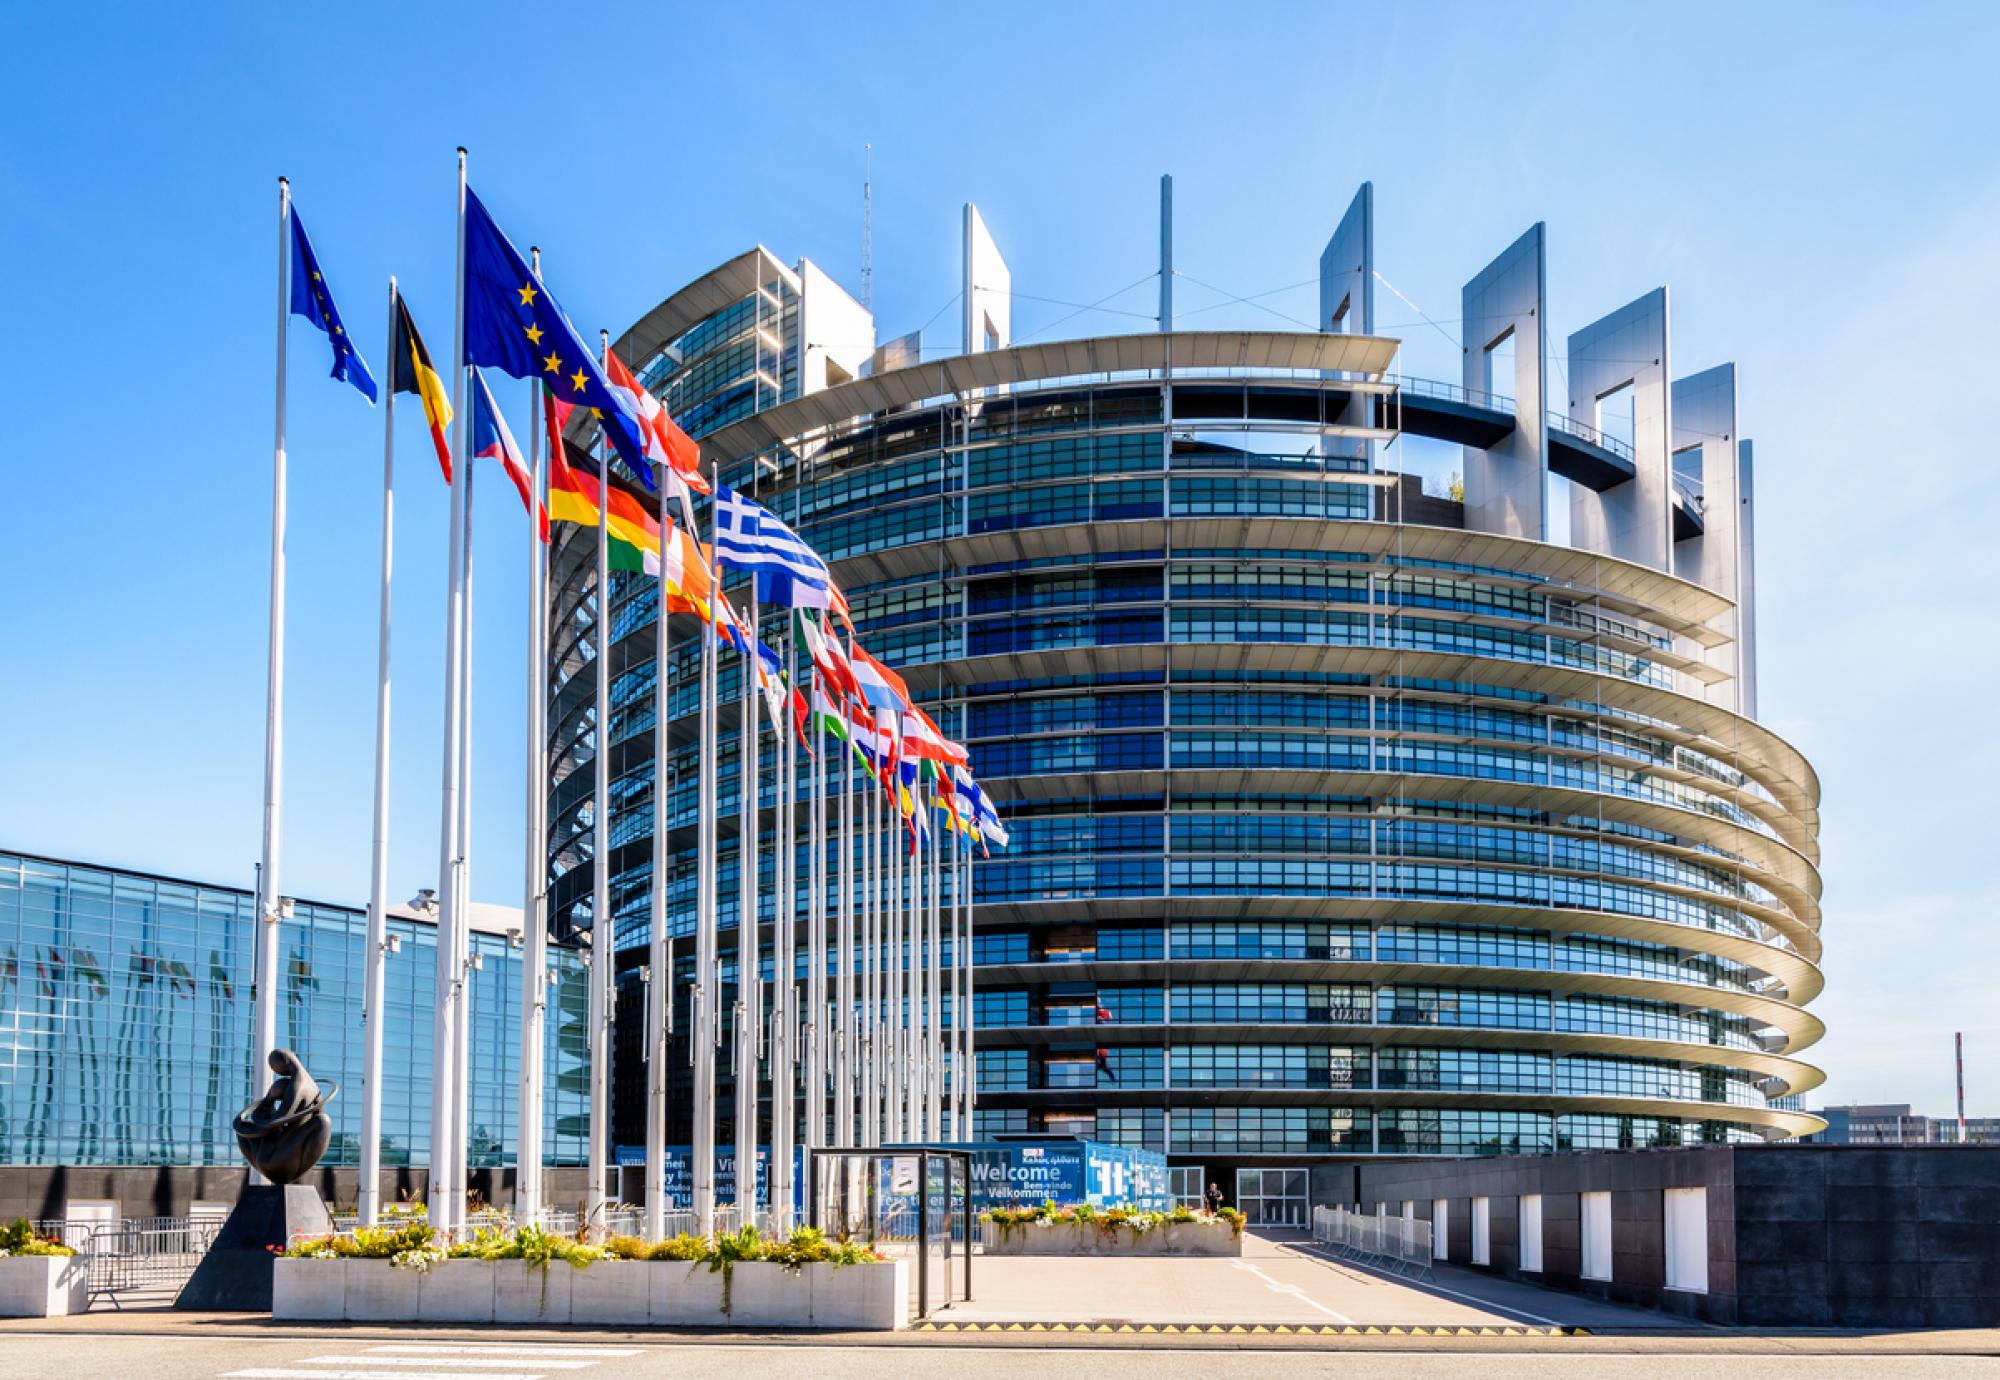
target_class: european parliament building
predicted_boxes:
[559,185,1825,1221]
[0,849,589,1217]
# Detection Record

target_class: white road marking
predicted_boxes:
[224,1371,546,1380]
[366,1349,637,1358]
[1227,1259,1356,1324]
[302,1360,596,1371]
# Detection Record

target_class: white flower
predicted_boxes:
[390,1246,447,1273]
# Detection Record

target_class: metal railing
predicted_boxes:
[1311,1205,1434,1280]
[1547,410,1637,462]
[1391,374,1515,415]
[28,1217,225,1309]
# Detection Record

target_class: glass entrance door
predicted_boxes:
[1168,1166,1206,1209]
[1235,1168,1308,1227]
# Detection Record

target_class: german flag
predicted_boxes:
[392,292,454,482]
[546,418,661,572]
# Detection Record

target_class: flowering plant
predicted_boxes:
[0,1220,76,1257]
[981,1201,1245,1237]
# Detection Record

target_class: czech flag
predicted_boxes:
[470,368,548,543]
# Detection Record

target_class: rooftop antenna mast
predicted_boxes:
[1958,1032,1969,1144]
[861,144,873,312]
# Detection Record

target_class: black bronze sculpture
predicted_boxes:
[177,1047,337,1309]
[233,1047,337,1184]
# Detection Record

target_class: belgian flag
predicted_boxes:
[392,292,454,482]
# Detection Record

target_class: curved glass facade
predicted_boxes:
[0,852,590,1169]
[551,281,1823,1162]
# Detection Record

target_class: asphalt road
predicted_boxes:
[1,1332,1998,1379]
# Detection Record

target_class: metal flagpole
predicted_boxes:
[912,793,922,1139]
[834,702,852,1150]
[861,757,877,1146]
[916,792,932,1136]
[733,592,761,1218]
[430,150,470,1229]
[903,795,920,1140]
[888,780,905,1143]
[691,461,719,1236]
[950,809,963,1141]
[453,385,476,1223]
[875,754,888,1149]
[897,783,910,1141]
[770,628,797,1229]
[959,826,972,1141]
[883,778,896,1145]
[927,783,942,1140]
[252,176,292,1190]
[586,333,614,1238]
[805,659,826,1165]
[358,276,398,1226]
[645,456,671,1241]
[904,787,917,1141]
[963,845,976,1140]
[516,251,549,1225]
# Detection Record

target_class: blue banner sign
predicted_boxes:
[614,1139,1166,1214]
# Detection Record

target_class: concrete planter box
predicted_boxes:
[0,1255,89,1316]
[567,1262,648,1325]
[495,1258,571,1322]
[269,1255,346,1320]
[983,1220,1243,1257]
[271,1256,908,1329]
[418,1260,495,1323]
[340,1259,416,1322]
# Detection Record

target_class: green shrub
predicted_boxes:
[0,1219,75,1257]
[978,1201,1239,1238]
[286,1222,885,1275]
[447,1223,604,1268]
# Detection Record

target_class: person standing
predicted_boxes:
[1205,1181,1224,1214]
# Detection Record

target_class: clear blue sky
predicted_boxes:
[3,2,1996,1115]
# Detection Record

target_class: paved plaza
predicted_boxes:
[5,1233,2000,1376]
[2,1329,2000,1378]
[944,1231,1677,1330]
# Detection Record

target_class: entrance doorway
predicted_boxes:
[1235,1168,1308,1227]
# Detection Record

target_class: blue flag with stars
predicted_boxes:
[461,187,652,488]
[287,204,377,403]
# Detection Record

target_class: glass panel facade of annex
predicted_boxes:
[0,853,590,1169]
[546,290,1822,1162]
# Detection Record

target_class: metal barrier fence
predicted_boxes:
[29,1217,225,1308]
[21,1202,796,1311]
[1311,1205,1434,1281]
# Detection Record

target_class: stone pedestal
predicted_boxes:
[174,1182,332,1311]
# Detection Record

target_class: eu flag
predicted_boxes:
[461,187,652,488]
[288,205,377,403]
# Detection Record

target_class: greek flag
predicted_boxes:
[713,485,834,610]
